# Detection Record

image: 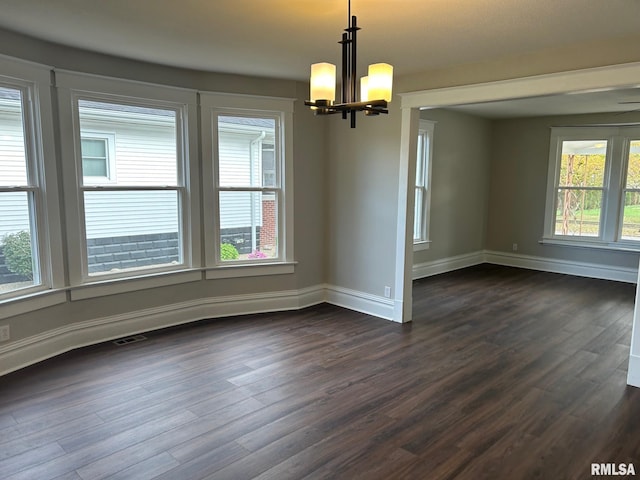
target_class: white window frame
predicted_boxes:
[543,125,640,251]
[200,92,295,279]
[0,56,65,315]
[80,131,116,183]
[414,119,435,251]
[56,71,201,300]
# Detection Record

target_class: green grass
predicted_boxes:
[555,204,640,237]
[557,204,640,223]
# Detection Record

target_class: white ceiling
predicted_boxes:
[0,0,639,81]
[1,0,640,117]
[446,87,640,119]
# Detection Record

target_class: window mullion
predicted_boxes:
[603,135,625,242]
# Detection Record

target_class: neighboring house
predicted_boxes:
[0,96,276,277]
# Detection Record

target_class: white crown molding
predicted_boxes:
[399,61,640,110]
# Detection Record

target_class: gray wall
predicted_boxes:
[415,109,492,265]
[326,108,401,298]
[487,111,640,268]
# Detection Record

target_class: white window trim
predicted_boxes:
[80,131,117,184]
[542,125,640,252]
[200,92,295,279]
[56,70,202,295]
[0,55,65,308]
[414,119,435,251]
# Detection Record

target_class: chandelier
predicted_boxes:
[304,0,393,128]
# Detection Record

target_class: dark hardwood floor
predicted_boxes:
[0,264,638,479]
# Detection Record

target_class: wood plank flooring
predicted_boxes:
[0,264,638,479]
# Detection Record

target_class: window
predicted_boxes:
[216,114,280,262]
[0,85,40,295]
[57,71,200,291]
[622,139,640,241]
[200,93,294,276]
[414,120,434,249]
[75,99,185,277]
[543,126,640,248]
[0,61,64,307]
[81,132,115,182]
[262,143,276,187]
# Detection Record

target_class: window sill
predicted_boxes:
[0,289,67,320]
[70,269,202,301]
[540,237,640,253]
[413,240,432,252]
[205,262,296,280]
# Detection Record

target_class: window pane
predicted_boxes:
[84,190,181,275]
[555,188,602,237]
[622,191,640,240]
[626,140,640,189]
[0,191,37,292]
[81,138,107,158]
[559,140,607,187]
[218,115,277,188]
[78,99,178,186]
[82,158,108,177]
[416,133,424,187]
[414,187,423,241]
[0,86,28,186]
[219,191,277,260]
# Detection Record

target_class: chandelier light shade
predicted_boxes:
[305,0,393,128]
[310,63,336,103]
[360,76,369,102]
[367,63,393,102]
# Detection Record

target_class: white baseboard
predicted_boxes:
[413,251,485,280]
[628,355,640,388]
[0,285,326,377]
[484,250,638,283]
[2,251,638,377]
[324,285,395,321]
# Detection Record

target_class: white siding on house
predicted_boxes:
[0,94,28,186]
[0,90,31,239]
[84,190,178,239]
[219,131,260,187]
[1,102,278,242]
[216,118,276,231]
[79,101,177,186]
[76,101,180,240]
[219,191,262,229]
[0,192,30,238]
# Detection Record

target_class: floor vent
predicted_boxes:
[113,334,147,346]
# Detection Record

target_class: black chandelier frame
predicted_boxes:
[304,2,389,128]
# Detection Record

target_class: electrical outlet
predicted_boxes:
[384,286,391,298]
[0,325,9,342]
[512,243,518,252]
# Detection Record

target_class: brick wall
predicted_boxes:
[260,197,276,251]
[87,232,179,274]
[220,227,260,255]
